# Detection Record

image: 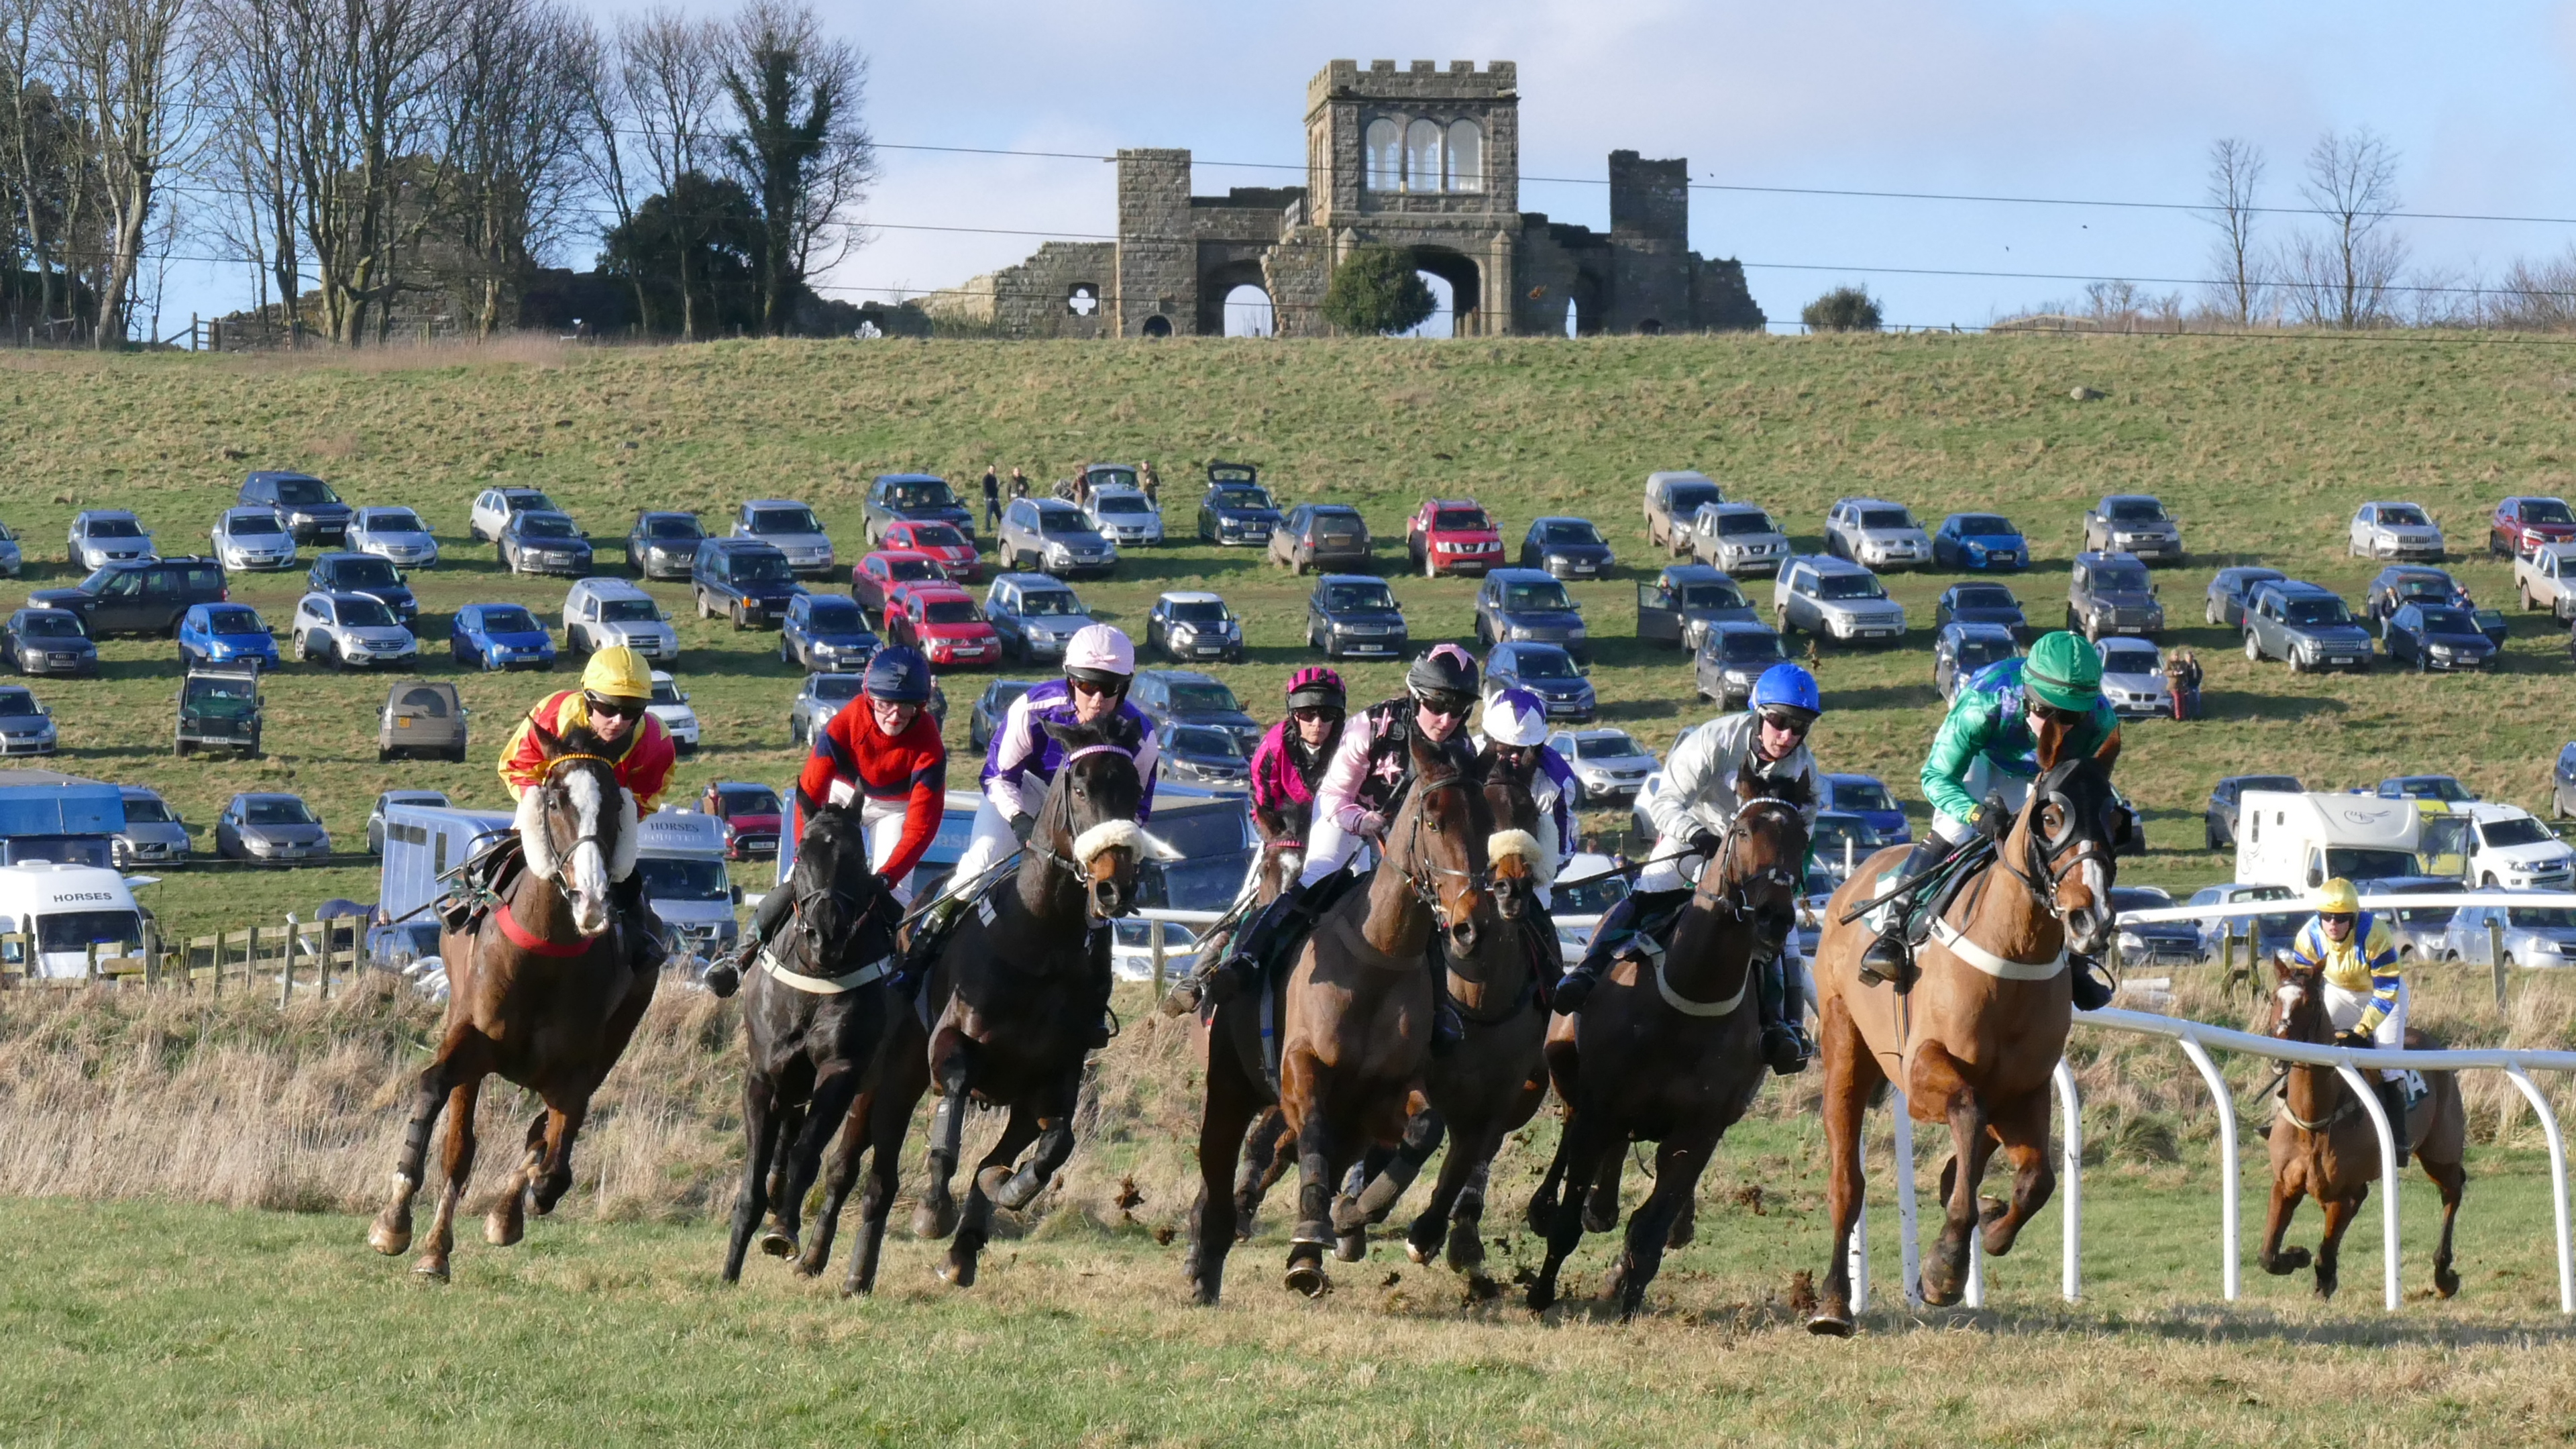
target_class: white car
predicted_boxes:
[209,506,298,572]
[468,485,559,543]
[732,498,836,578]
[2093,638,2171,719]
[68,509,154,570]
[348,506,440,568]
[648,670,701,755]
[2453,802,2576,892]
[1823,497,1931,571]
[1084,484,1164,546]
[290,591,417,669]
[2349,501,2445,561]
[1549,728,1659,806]
[562,578,678,661]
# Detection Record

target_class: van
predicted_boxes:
[0,861,147,979]
[2233,790,2422,891]
[0,767,125,867]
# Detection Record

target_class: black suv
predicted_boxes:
[2064,551,2164,641]
[239,471,352,544]
[1305,574,1408,659]
[692,539,801,629]
[31,557,227,637]
[627,511,708,580]
[307,551,418,623]
[863,473,973,544]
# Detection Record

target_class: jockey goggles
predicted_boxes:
[584,690,646,720]
[1290,705,1342,724]
[1415,690,1473,719]
[1757,707,1813,737]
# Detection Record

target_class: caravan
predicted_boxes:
[375,802,739,969]
[0,861,146,979]
[0,768,125,868]
[2233,790,2423,892]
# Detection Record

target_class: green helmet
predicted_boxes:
[2022,631,2104,712]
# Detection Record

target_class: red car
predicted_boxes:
[851,549,951,612]
[1406,498,1505,578]
[879,520,981,583]
[885,580,1001,667]
[699,780,783,860]
[2489,496,2576,559]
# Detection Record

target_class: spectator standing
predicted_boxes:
[981,466,1001,531]
[2167,647,2203,721]
[1140,462,1161,506]
[1009,467,1030,501]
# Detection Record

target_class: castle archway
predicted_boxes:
[1405,246,1480,337]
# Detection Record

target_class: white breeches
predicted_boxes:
[1635,830,1712,896]
[944,795,1024,898]
[1931,755,2033,843]
[2324,979,2410,1081]
[859,798,918,906]
[1298,812,1377,890]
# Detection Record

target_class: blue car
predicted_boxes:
[1819,772,1911,844]
[780,592,879,672]
[177,602,281,669]
[1933,513,2028,571]
[449,602,557,671]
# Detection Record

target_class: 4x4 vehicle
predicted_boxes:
[447,603,554,671]
[31,556,227,637]
[1305,574,1407,659]
[240,472,352,543]
[1643,470,1722,555]
[1130,669,1260,751]
[2382,602,2494,672]
[1931,512,2027,571]
[177,603,278,669]
[1684,502,1789,576]
[1271,504,1371,574]
[2080,494,2184,564]
[307,551,417,622]
[778,593,877,672]
[2242,580,2371,672]
[292,592,417,669]
[174,667,262,757]
[347,506,438,568]
[468,486,558,543]
[561,577,678,661]
[210,506,299,572]
[2363,565,2465,622]
[1550,728,1657,806]
[2065,550,2164,641]
[1519,516,1615,579]
[2454,802,2576,890]
[1197,478,1284,547]
[1083,484,1163,547]
[626,511,707,579]
[863,474,973,545]
[981,573,1095,662]
[647,671,700,755]
[2490,496,2576,559]
[885,582,1000,667]
[379,680,466,761]
[733,498,835,578]
[1474,568,1588,658]
[2378,773,2475,806]
[1635,563,1757,650]
[1935,581,2029,637]
[2516,543,2576,621]
[1693,621,1786,708]
[2349,501,2445,561]
[998,496,1117,577]
[2205,566,2287,627]
[1145,591,1242,663]
[692,539,800,629]
[1407,498,1503,578]
[498,511,593,576]
[1774,557,1906,643]
[4,610,95,677]
[1933,621,2019,702]
[1823,498,1930,570]
[1484,641,1595,723]
[68,509,154,570]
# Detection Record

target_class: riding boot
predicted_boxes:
[706,886,794,998]
[611,869,660,973]
[1555,887,1686,1014]
[2375,1079,2413,1169]
[1758,955,1813,1076]
[892,890,969,997]
[1858,839,1946,990]
[2068,952,2115,1012]
[1205,879,1313,1004]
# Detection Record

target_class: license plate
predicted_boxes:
[2329,657,2354,665]
[1860,629,1892,638]
[1195,647,1222,657]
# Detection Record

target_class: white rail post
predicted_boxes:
[2337,1060,2402,1311]
[1847,1132,1869,1314]
[2176,1034,2242,1300]
[2053,1058,2082,1302]
[2503,1064,2575,1315]
[1892,1090,1921,1307]
[1966,1224,1985,1308]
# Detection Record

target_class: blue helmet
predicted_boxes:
[1750,662,1823,720]
[863,645,933,704]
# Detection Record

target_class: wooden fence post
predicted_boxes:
[143,918,159,986]
[278,918,294,1008]
[1148,920,1167,996]
[2492,916,2510,1014]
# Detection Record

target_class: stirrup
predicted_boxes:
[1761,1021,1813,1077]
[1856,934,1917,991]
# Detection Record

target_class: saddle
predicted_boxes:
[1858,836,1994,947]
[437,837,527,934]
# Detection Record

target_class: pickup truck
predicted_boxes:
[2514,541,2576,621]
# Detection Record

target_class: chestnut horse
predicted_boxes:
[2259,953,2467,1299]
[1185,725,1497,1303]
[1522,759,1811,1318]
[368,724,654,1280]
[1807,739,2123,1333]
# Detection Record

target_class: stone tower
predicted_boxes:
[1301,60,1521,335]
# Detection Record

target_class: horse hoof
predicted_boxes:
[2434,1266,2461,1299]
[1192,1279,1222,1307]
[1404,1240,1431,1267]
[1915,1273,1963,1309]
[1581,1195,1619,1235]
[2314,1274,2339,1300]
[1526,1281,1558,1314]
[759,1228,798,1259]
[1523,1191,1558,1237]
[939,1254,979,1289]
[1284,1261,1330,1298]
[1334,1231,1366,1264]
[411,1256,451,1282]
[368,1220,412,1256]
[2263,1247,2312,1276]
[485,1208,525,1248]
[913,1201,958,1241]
[1807,1309,1855,1338]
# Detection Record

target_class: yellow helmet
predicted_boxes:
[2313,877,2361,915]
[580,646,653,701]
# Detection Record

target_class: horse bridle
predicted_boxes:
[1026,742,1139,882]
[788,814,878,957]
[2267,966,2365,1132]
[1397,770,1489,930]
[1700,796,1807,937]
[533,752,619,894]
[1998,761,2116,918]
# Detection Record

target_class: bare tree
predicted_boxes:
[716,0,871,334]
[437,0,586,335]
[2200,137,2266,326]
[2287,126,2406,330]
[561,12,645,330]
[200,0,307,343]
[616,7,718,337]
[55,0,197,345]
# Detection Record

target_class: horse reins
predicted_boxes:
[533,751,621,897]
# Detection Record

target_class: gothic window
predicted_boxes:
[1446,120,1483,193]
[1364,119,1401,193]
[1404,118,1442,193]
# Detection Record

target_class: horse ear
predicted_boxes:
[527,712,564,757]
[2033,714,2074,771]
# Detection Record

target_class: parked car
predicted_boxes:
[449,603,555,672]
[2206,772,2304,849]
[1131,669,1260,751]
[67,509,155,570]
[498,511,593,577]
[852,549,951,614]
[1195,477,1283,547]
[2242,580,2371,672]
[1084,462,1149,498]
[2516,543,2576,621]
[3,609,95,678]
[1271,504,1371,574]
[996,496,1117,578]
[1407,498,1504,578]
[1305,574,1408,659]
[885,581,1001,667]
[970,679,1035,751]
[878,519,981,582]
[114,786,192,867]
[291,592,417,669]
[779,592,879,673]
[788,672,866,745]
[2553,742,2576,820]
[1484,641,1595,724]
[1934,621,2020,702]
[30,556,225,637]
[2358,877,2464,960]
[346,506,439,568]
[215,791,331,859]
[1774,556,1906,643]
[1823,497,1930,571]
[1694,621,1787,708]
[2205,566,2288,627]
[2489,495,2576,559]
[467,485,558,543]
[1474,568,1589,659]
[0,684,56,755]
[1145,591,1244,664]
[2349,501,2445,561]
[701,782,784,859]
[306,551,417,623]
[729,498,835,578]
[2383,602,2496,672]
[1549,728,1658,806]
[2443,900,2576,968]
[209,506,298,572]
[2363,565,2467,623]
[2065,551,2165,641]
[176,602,278,671]
[1931,512,2028,572]
[241,472,352,544]
[647,671,700,755]
[2185,882,2303,962]
[1809,810,1892,878]
[981,572,1096,663]
[172,667,259,756]
[0,520,18,576]
[1935,581,2029,637]
[366,789,449,853]
[626,511,708,580]
[863,473,973,545]
[692,539,800,629]
[1083,484,1164,547]
[2379,773,2475,806]
[1635,563,1759,651]
[2079,494,2184,564]
[1682,502,1789,577]
[1155,720,1252,793]
[1643,470,1723,556]
[1819,773,1909,844]
[2108,886,2202,969]
[2094,638,2171,719]
[1518,516,1616,579]
[2454,802,2576,890]
[561,578,678,662]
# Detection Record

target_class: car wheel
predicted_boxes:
[2443,950,2460,963]
[2244,632,2261,663]
[1421,551,1436,580]
[378,747,393,763]
[731,602,749,631]
[697,592,712,620]
[2483,874,2498,889]
[173,739,190,757]
[2204,599,2220,625]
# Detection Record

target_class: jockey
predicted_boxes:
[1554,662,1823,1075]
[1858,630,2122,1009]
[2292,877,2412,1165]
[1247,665,1346,847]
[1477,686,1577,908]
[1208,644,1483,1052]
[702,647,947,998]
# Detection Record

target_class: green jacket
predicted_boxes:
[1921,657,2121,824]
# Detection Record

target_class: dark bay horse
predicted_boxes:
[808,718,1150,1291]
[1185,725,1497,1303]
[2260,953,2467,1299]
[1523,759,1811,1318]
[720,806,896,1282]
[368,722,655,1280]
[1807,736,2123,1332]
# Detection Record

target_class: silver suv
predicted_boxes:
[732,498,836,578]
[997,496,1118,578]
[1823,497,1930,570]
[1686,502,1790,576]
[1773,556,1907,643]
[561,577,679,662]
[2082,494,2185,564]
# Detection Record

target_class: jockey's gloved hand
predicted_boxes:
[2336,1028,2375,1050]
[1349,810,1387,841]
[1006,810,1036,843]
[1684,826,1723,860]
[1976,803,2010,841]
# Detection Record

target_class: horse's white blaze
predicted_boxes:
[561,769,612,934]
[1487,828,1552,885]
[2078,857,2109,918]
[1074,818,1169,866]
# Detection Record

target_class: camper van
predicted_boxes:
[2234,790,2424,892]
[0,861,146,979]
[376,802,739,967]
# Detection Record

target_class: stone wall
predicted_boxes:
[1609,151,1688,244]
[920,241,1117,339]
[1115,150,1196,337]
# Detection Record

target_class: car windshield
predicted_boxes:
[2395,575,2453,598]
[337,597,396,627]
[270,477,338,505]
[1813,817,1876,852]
[1088,467,1139,490]
[2415,607,2475,634]
[1167,600,1228,623]
[1955,640,2012,672]
[596,597,659,624]
[1953,587,2016,610]
[1951,515,2012,535]
[0,691,36,716]
[2107,499,2166,522]
[879,557,939,582]
[728,552,793,584]
[1034,508,1091,537]
[804,598,863,629]
[122,796,171,823]
[749,506,820,533]
[1719,631,1784,663]
[1715,511,1774,537]
[1326,584,1395,612]
[229,513,284,535]
[2521,500,2575,525]
[1573,733,1645,761]
[885,480,957,508]
[1508,648,1578,680]
[2392,777,2469,801]
[243,798,315,825]
[2481,818,2554,848]
[517,516,576,540]
[717,788,779,814]
[2226,570,2284,594]
[2509,907,2576,929]
[907,524,968,547]
[1681,583,1747,610]
[2379,506,2430,527]
[635,857,731,901]
[1018,589,1082,617]
[480,607,539,633]
[1541,521,1602,544]
[1664,483,1720,515]
[1501,581,1572,611]
[1859,508,1913,530]
[1554,867,1631,916]
[36,908,141,954]
[644,515,703,539]
[810,675,863,702]
[1817,573,1885,600]
[1833,780,1896,812]
[1169,725,1244,759]
[2387,899,2457,926]
[2099,643,2158,673]
[2108,888,2173,912]
[1165,682,1240,713]
[2284,598,2350,626]
[201,606,258,635]
[182,678,254,710]
[984,682,1032,710]
[19,614,80,638]
[333,557,399,587]
[1434,508,1492,532]
[922,599,979,625]
[1095,495,1150,515]
[2326,847,2418,880]
[651,680,683,705]
[367,509,424,531]
[1212,486,1273,511]
[86,517,143,537]
[2092,562,2151,591]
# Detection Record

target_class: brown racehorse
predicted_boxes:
[1185,725,1497,1303]
[368,724,655,1280]
[1522,759,1811,1318]
[1807,739,2124,1333]
[2259,953,2467,1299]
[806,718,1150,1292]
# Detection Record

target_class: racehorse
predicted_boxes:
[2260,952,2467,1299]
[367,722,655,1281]
[1806,733,2124,1333]
[810,717,1150,1292]
[720,806,896,1282]
[1185,725,1497,1303]
[1521,757,1810,1318]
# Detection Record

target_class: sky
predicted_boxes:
[144,0,2576,339]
